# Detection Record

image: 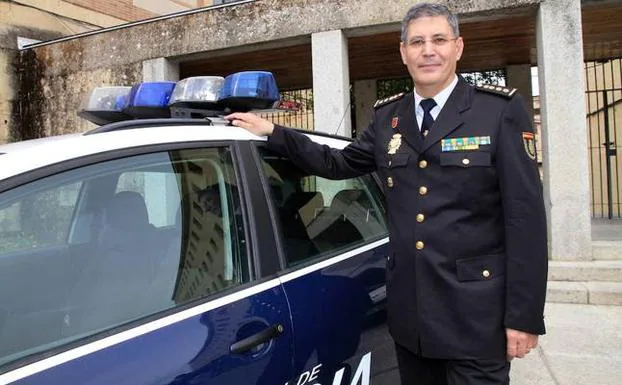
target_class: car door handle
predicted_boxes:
[230,324,284,354]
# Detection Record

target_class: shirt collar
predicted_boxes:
[413,74,459,114]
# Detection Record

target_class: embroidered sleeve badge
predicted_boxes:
[522,132,537,160]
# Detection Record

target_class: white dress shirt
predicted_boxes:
[413,75,459,131]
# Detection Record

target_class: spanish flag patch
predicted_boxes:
[522,132,536,160]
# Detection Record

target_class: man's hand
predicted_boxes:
[506,328,538,361]
[225,112,275,136]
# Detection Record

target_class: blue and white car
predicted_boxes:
[0,73,398,384]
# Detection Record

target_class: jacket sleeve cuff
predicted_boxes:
[266,125,289,153]
[505,315,546,335]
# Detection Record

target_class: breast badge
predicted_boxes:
[388,133,402,154]
[391,116,399,129]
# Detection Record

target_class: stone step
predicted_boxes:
[547,281,622,305]
[592,241,622,260]
[548,260,622,282]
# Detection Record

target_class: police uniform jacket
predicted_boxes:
[266,77,548,360]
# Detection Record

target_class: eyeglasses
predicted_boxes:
[405,36,458,49]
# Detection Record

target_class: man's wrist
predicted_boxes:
[266,123,275,136]
[267,124,279,136]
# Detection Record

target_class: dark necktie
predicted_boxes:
[420,98,437,138]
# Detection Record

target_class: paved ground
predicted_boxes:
[511,219,622,383]
[510,303,622,385]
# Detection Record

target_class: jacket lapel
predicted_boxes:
[392,95,423,152]
[420,77,472,153]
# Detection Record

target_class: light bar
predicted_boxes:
[78,71,287,126]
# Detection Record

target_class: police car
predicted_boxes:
[0,72,398,384]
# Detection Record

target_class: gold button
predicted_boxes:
[387,177,394,188]
[482,270,491,278]
[416,241,424,250]
[419,186,428,195]
[416,214,425,223]
[419,160,428,169]
[462,158,470,165]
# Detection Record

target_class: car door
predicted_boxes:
[255,145,400,385]
[0,143,294,385]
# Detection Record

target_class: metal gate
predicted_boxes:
[261,89,315,131]
[585,59,622,219]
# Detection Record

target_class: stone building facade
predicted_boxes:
[6,0,622,262]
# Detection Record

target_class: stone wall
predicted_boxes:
[15,0,542,138]
[0,0,128,143]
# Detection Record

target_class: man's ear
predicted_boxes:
[399,42,407,65]
[456,37,464,61]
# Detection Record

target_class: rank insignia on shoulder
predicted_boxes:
[522,132,537,160]
[374,92,406,109]
[475,84,517,98]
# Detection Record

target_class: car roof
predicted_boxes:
[0,122,350,180]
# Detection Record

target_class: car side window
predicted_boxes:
[258,148,388,267]
[0,182,82,253]
[116,170,181,227]
[0,147,248,368]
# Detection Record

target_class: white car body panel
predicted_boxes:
[0,126,349,181]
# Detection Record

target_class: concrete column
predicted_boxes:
[506,64,534,120]
[142,57,180,82]
[312,30,351,137]
[0,52,14,144]
[353,79,377,137]
[537,0,592,260]
[142,57,180,223]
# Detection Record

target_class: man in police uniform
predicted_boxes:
[226,3,548,384]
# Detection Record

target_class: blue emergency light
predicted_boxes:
[78,71,284,126]
[219,71,280,111]
[123,81,176,118]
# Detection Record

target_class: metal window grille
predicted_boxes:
[261,88,315,131]
[585,59,622,219]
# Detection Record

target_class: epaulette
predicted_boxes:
[475,84,517,98]
[374,92,406,109]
